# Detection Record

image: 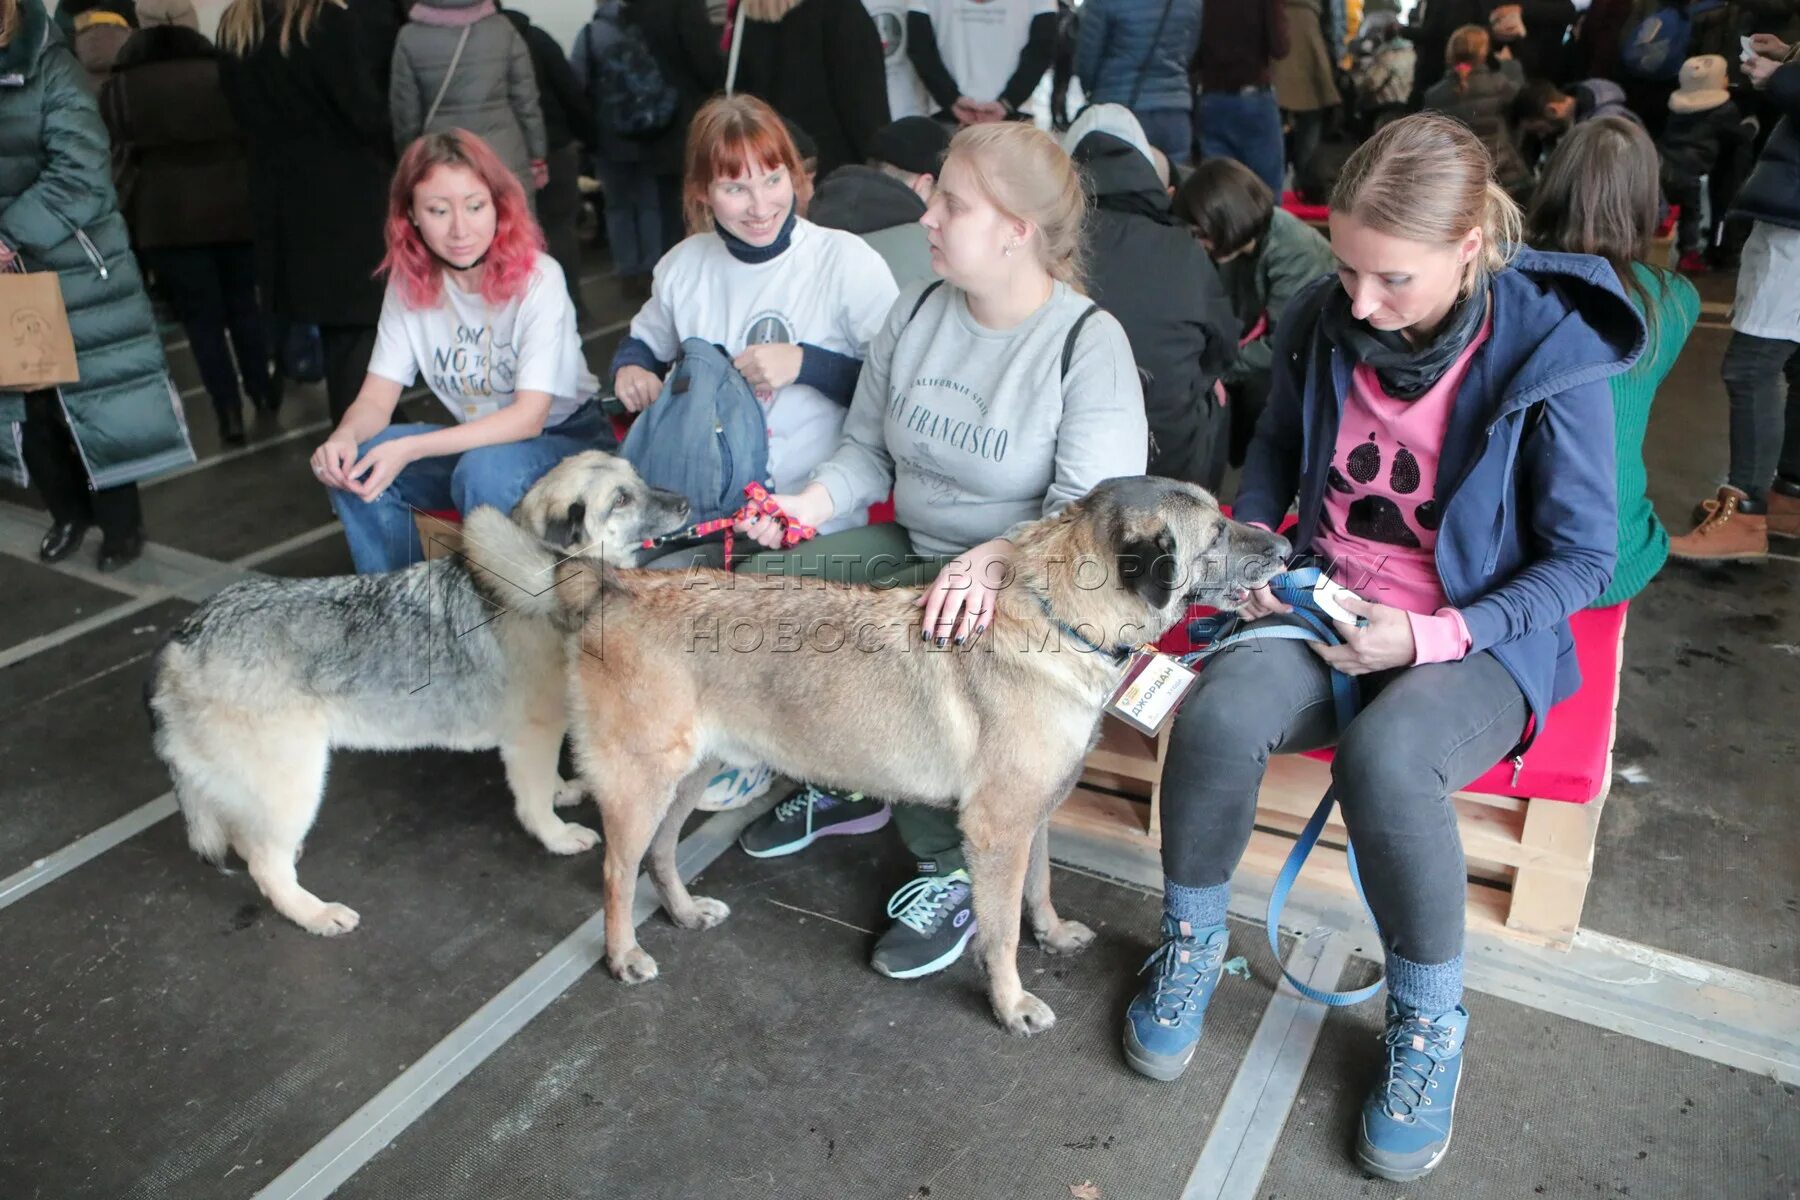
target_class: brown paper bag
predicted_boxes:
[0,270,80,390]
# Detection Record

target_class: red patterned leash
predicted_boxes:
[639,482,816,564]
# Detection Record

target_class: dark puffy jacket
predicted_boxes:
[1731,59,1800,228]
[1073,0,1204,113]
[1073,132,1238,488]
[1660,97,1756,180]
[99,25,254,249]
[1239,249,1643,748]
[730,0,891,176]
[0,0,192,490]
[1423,60,1531,192]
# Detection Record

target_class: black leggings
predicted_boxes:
[19,390,141,539]
[1159,627,1526,964]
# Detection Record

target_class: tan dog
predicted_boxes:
[556,477,1290,1035]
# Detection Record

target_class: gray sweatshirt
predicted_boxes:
[811,279,1149,557]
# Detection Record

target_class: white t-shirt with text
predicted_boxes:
[368,253,596,427]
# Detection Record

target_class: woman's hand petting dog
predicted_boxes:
[1310,592,1418,675]
[613,364,663,413]
[345,437,419,502]
[311,431,360,490]
[733,343,803,400]
[918,537,1013,647]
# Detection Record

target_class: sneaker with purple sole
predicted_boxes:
[737,784,892,858]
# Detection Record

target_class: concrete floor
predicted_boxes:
[0,246,1794,1198]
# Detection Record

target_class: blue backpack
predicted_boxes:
[1620,1,1723,81]
[584,0,679,139]
[620,339,770,524]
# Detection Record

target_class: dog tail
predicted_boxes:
[179,791,232,866]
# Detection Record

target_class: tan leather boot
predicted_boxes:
[1766,488,1800,540]
[1670,486,1769,561]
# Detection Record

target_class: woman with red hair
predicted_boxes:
[309,129,613,574]
[613,95,898,520]
[612,93,899,809]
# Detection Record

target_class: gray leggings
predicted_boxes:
[1160,626,1527,964]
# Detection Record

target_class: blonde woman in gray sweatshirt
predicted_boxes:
[728,121,1148,983]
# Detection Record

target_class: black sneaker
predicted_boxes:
[737,784,891,859]
[870,863,975,980]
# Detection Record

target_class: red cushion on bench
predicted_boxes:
[418,508,462,523]
[1294,604,1624,802]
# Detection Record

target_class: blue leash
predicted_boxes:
[1180,567,1385,1007]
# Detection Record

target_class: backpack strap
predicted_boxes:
[1061,303,1101,379]
[903,285,1095,382]
[906,278,946,324]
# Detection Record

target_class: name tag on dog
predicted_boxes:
[1105,651,1197,736]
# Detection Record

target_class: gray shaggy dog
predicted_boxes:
[146,451,689,934]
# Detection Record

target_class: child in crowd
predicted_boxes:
[1422,25,1531,199]
[1658,54,1758,274]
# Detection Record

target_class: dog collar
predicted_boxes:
[1031,591,1137,666]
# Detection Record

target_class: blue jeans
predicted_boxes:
[594,159,663,276]
[1195,88,1286,194]
[329,403,617,574]
[1135,107,1193,166]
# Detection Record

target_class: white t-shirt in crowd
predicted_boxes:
[865,0,932,118]
[907,0,1054,104]
[368,253,596,427]
[627,219,900,533]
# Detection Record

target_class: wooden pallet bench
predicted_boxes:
[1058,604,1629,950]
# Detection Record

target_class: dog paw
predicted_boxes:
[995,991,1057,1037]
[672,896,730,931]
[609,947,659,985]
[302,903,361,936]
[539,821,601,855]
[1035,918,1096,957]
[553,778,585,808]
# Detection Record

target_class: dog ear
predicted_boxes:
[544,501,588,550]
[1118,527,1180,610]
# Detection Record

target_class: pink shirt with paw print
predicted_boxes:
[1313,318,1493,665]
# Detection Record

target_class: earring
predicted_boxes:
[1003,242,1015,257]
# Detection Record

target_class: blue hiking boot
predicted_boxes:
[1356,998,1470,1182]
[1122,917,1229,1081]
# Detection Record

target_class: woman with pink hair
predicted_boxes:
[309,129,613,574]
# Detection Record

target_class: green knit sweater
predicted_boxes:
[1594,262,1699,607]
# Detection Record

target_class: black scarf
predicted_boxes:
[716,208,797,264]
[1320,273,1491,400]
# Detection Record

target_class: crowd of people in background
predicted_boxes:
[5,0,1800,1179]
